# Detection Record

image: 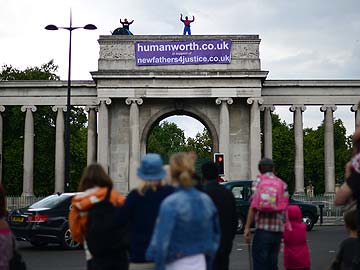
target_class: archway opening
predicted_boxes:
[146,114,214,176]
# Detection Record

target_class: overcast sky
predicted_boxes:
[1,0,359,137]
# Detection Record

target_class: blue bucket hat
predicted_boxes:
[137,153,166,181]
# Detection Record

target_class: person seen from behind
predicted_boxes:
[116,153,174,270]
[244,158,289,270]
[335,125,360,268]
[187,150,203,190]
[283,205,310,270]
[69,163,126,270]
[146,152,220,270]
[202,161,238,270]
[180,14,195,35]
[330,210,357,270]
[0,184,14,270]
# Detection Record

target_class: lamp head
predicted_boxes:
[45,24,59,30]
[84,24,97,30]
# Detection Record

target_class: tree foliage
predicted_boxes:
[268,113,352,195]
[271,114,295,193]
[185,128,212,174]
[147,122,212,174]
[304,119,352,193]
[186,128,212,161]
[147,121,187,164]
[0,61,87,195]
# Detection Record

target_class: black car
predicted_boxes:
[9,193,80,250]
[222,180,319,233]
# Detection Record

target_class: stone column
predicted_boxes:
[247,98,263,180]
[52,106,67,193]
[0,106,5,184]
[320,105,337,194]
[215,98,233,180]
[290,105,306,194]
[21,105,37,197]
[126,98,143,190]
[351,104,360,128]
[85,106,98,165]
[260,105,275,159]
[98,99,111,173]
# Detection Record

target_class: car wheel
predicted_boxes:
[61,227,80,250]
[30,241,48,248]
[302,213,315,231]
[237,216,245,234]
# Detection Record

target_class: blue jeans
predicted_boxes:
[252,229,282,270]
[183,26,191,35]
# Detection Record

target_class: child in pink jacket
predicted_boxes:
[283,205,311,270]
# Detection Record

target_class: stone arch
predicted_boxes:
[140,105,219,157]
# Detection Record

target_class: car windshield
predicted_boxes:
[29,194,72,209]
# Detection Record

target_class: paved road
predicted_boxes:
[17,225,346,270]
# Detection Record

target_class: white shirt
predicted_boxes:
[165,254,206,270]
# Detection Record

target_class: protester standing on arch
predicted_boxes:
[116,153,174,270]
[120,18,134,34]
[244,158,289,270]
[202,161,238,270]
[146,152,220,270]
[180,14,195,35]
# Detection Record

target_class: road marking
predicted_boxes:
[329,250,336,253]
[236,249,243,251]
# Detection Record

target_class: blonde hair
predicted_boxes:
[136,179,161,196]
[170,152,195,188]
[161,165,176,186]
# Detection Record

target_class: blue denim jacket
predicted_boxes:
[146,187,220,270]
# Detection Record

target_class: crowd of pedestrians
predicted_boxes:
[2,127,360,269]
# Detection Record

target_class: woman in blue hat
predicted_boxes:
[116,153,174,270]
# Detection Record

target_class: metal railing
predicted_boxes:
[292,194,344,225]
[6,196,45,210]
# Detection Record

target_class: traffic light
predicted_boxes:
[214,153,225,175]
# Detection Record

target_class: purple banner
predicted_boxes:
[135,39,232,66]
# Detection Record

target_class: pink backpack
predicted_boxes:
[250,173,288,212]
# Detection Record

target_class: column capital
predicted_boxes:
[351,104,359,112]
[215,97,233,105]
[320,105,337,112]
[52,106,67,112]
[97,98,112,106]
[84,105,98,112]
[260,105,275,112]
[21,105,37,112]
[125,98,143,106]
[247,97,264,105]
[0,106,5,113]
[289,105,306,112]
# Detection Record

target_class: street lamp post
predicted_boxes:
[45,12,96,192]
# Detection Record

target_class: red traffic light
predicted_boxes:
[214,153,225,175]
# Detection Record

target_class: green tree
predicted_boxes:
[146,122,213,176]
[147,121,187,163]
[185,128,212,160]
[0,61,87,195]
[185,128,213,175]
[270,114,295,193]
[304,119,352,194]
[268,112,352,195]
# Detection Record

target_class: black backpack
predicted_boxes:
[85,187,128,258]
